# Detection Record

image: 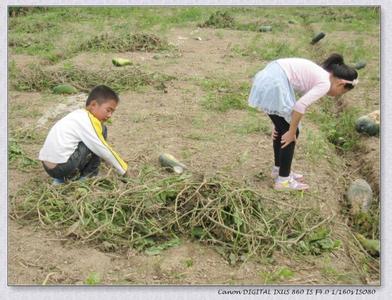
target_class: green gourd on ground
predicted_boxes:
[259,25,272,32]
[159,153,187,174]
[355,110,379,136]
[355,233,380,257]
[52,84,78,94]
[112,57,132,67]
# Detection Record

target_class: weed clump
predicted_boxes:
[199,11,235,29]
[11,167,341,264]
[78,33,172,53]
[10,63,174,93]
[308,100,361,152]
[9,138,38,168]
[200,78,250,112]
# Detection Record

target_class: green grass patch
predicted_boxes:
[184,131,214,141]
[8,7,379,63]
[199,78,250,112]
[302,128,330,162]
[351,209,380,240]
[8,7,183,62]
[308,99,361,152]
[320,257,357,283]
[85,272,101,285]
[232,36,304,60]
[233,110,270,135]
[10,128,43,144]
[9,137,38,169]
[323,36,377,65]
[260,266,295,284]
[307,7,380,32]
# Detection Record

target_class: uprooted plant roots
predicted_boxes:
[10,168,345,264]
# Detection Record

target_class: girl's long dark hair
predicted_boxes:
[321,53,358,89]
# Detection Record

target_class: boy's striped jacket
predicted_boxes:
[38,108,128,175]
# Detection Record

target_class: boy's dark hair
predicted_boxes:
[321,53,358,89]
[86,85,119,106]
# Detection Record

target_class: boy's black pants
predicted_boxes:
[43,126,107,180]
[268,114,299,177]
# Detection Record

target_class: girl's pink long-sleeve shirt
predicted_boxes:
[277,58,331,114]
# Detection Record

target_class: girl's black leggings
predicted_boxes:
[268,114,299,177]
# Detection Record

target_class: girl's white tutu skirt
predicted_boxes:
[248,61,296,123]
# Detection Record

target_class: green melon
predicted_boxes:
[159,153,187,174]
[355,110,380,136]
[355,233,380,257]
[112,57,132,67]
[52,84,78,94]
[259,25,272,32]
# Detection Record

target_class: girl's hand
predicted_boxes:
[271,128,278,140]
[281,131,296,148]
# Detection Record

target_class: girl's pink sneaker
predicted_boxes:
[274,178,309,191]
[271,168,304,182]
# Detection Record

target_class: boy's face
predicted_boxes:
[87,99,118,122]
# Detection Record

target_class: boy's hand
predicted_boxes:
[271,128,278,140]
[281,131,296,148]
[119,168,133,183]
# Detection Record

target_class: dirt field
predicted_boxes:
[8,7,380,285]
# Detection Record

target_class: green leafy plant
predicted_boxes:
[85,272,101,285]
[296,227,341,255]
[9,138,38,168]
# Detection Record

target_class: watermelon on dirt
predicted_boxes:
[355,110,380,136]
[52,84,78,94]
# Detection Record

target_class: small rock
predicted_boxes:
[346,179,373,214]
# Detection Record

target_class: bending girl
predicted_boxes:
[248,54,358,191]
